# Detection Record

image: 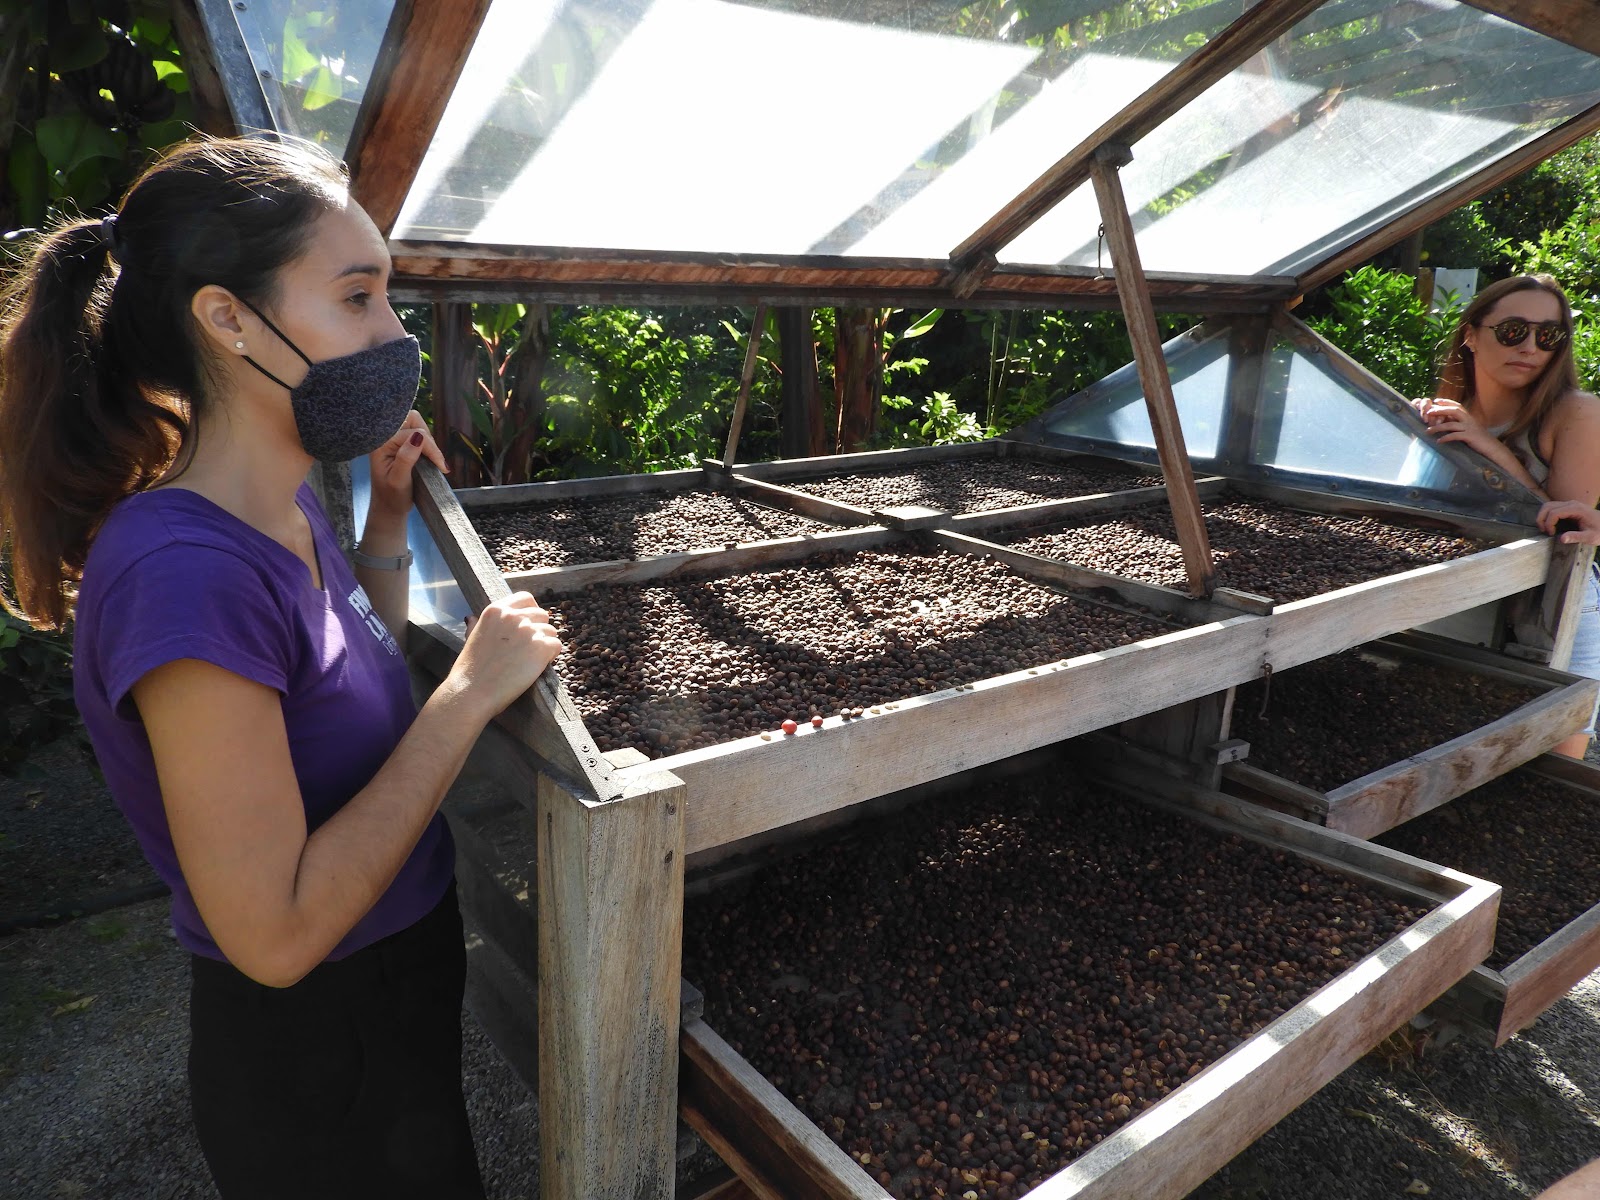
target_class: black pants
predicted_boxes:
[188,886,485,1199]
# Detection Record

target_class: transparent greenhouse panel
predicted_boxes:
[1038,332,1229,460]
[1015,319,1533,522]
[230,0,395,154]
[1000,0,1600,277]
[1251,337,1473,491]
[351,459,471,632]
[392,0,1259,254]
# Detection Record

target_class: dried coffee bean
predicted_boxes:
[1233,649,1541,791]
[994,498,1487,603]
[547,548,1176,760]
[1377,769,1595,968]
[786,458,1162,513]
[683,766,1423,1197]
[475,490,825,570]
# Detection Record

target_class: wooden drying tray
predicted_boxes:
[412,520,1258,858]
[676,761,1499,1200]
[416,528,1548,861]
[1426,754,1600,1047]
[939,478,1550,676]
[1222,632,1600,839]
[724,441,1179,533]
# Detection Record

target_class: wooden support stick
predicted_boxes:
[680,1018,891,1199]
[1088,146,1216,597]
[409,462,621,799]
[539,768,686,1200]
[723,304,768,467]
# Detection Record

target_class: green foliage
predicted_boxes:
[535,307,773,477]
[1304,266,1461,399]
[0,612,85,776]
[1,0,196,231]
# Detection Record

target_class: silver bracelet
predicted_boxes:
[352,545,414,570]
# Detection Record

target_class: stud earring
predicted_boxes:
[234,340,246,350]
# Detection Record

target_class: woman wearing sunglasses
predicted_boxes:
[1413,273,1600,758]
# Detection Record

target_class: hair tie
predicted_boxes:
[96,213,122,262]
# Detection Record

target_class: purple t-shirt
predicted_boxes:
[72,483,454,962]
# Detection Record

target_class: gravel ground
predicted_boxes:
[4,747,1600,1198]
[0,739,158,926]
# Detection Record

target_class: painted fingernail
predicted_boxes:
[410,431,424,446]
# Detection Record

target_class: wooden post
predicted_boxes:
[409,461,686,1196]
[1089,145,1216,597]
[1509,541,1597,670]
[306,461,356,558]
[723,304,768,466]
[538,768,685,1200]
[1117,690,1239,790]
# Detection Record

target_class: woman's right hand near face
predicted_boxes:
[449,592,564,718]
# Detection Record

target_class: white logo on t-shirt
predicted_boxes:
[348,586,400,656]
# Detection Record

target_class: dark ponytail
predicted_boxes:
[0,136,348,629]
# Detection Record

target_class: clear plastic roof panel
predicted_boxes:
[1001,0,1600,276]
[231,0,396,152]
[392,0,1263,251]
[1017,319,1538,522]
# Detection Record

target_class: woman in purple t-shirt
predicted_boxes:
[0,137,560,1197]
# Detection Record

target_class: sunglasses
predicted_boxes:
[1479,316,1570,352]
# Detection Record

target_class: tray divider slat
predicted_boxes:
[680,1018,890,1200]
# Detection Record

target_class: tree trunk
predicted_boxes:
[500,303,551,485]
[430,302,481,484]
[833,307,881,454]
[778,307,824,459]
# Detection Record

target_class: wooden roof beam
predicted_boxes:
[389,243,1300,312]
[344,0,493,237]
[945,0,1327,298]
[1458,0,1600,57]
[1298,97,1600,295]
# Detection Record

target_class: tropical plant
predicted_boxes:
[1,0,197,233]
[1304,265,1464,400]
[0,612,86,775]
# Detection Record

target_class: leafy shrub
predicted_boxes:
[1304,266,1462,399]
[0,614,84,775]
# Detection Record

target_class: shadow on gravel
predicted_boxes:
[1,738,162,930]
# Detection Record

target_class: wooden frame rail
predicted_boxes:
[344,0,493,236]
[945,0,1327,294]
[1458,0,1600,56]
[389,242,1298,311]
[1218,632,1599,839]
[1297,97,1600,294]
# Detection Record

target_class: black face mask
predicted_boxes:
[238,299,421,464]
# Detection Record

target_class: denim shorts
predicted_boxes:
[1568,564,1600,737]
